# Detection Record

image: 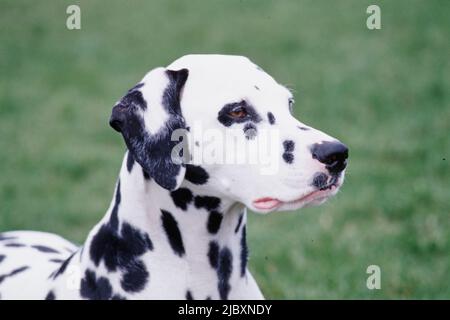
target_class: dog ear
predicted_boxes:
[109,67,189,190]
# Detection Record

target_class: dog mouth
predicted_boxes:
[252,177,341,211]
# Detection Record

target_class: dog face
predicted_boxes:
[110,54,348,213]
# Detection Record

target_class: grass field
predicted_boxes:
[0,0,449,299]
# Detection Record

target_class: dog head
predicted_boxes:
[110,54,348,213]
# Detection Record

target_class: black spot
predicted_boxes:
[185,165,209,185]
[112,294,127,300]
[208,241,219,269]
[80,270,113,300]
[312,172,328,189]
[88,222,152,294]
[89,223,153,272]
[283,140,295,152]
[186,290,194,300]
[49,259,65,263]
[243,122,257,140]
[126,151,135,173]
[0,234,17,242]
[161,210,185,257]
[0,255,5,264]
[267,112,275,125]
[254,85,260,90]
[170,188,193,211]
[142,168,151,180]
[109,180,121,231]
[31,245,60,254]
[45,291,56,300]
[240,226,248,277]
[194,195,221,211]
[207,211,223,234]
[121,221,154,253]
[235,213,244,233]
[282,153,294,164]
[217,247,233,300]
[217,100,262,127]
[4,243,25,248]
[50,252,75,279]
[297,126,309,131]
[120,259,149,293]
[0,266,29,284]
[282,140,295,164]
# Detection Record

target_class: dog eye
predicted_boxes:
[228,107,248,119]
[288,98,295,113]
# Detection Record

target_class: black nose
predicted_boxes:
[311,141,349,174]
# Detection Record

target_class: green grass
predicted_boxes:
[0,0,449,299]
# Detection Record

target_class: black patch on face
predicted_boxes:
[243,122,257,140]
[109,180,122,231]
[126,151,135,173]
[283,140,295,152]
[297,126,309,131]
[80,269,114,300]
[207,211,223,234]
[109,69,189,191]
[208,241,219,269]
[312,172,329,189]
[240,226,248,277]
[120,258,149,293]
[267,112,275,125]
[0,234,17,241]
[217,247,233,300]
[0,266,29,284]
[185,164,209,185]
[282,140,295,164]
[235,213,244,233]
[282,153,294,164]
[50,252,75,279]
[161,209,185,257]
[4,243,25,248]
[0,255,5,264]
[194,195,221,211]
[45,291,56,300]
[170,188,193,211]
[186,290,193,300]
[112,294,126,300]
[217,100,262,127]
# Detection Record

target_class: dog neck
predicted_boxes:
[77,152,254,299]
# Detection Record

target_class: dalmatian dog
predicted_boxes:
[0,54,348,299]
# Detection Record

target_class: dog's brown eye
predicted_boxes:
[228,107,248,119]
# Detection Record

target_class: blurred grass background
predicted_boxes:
[0,0,448,299]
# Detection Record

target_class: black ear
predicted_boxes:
[109,68,189,190]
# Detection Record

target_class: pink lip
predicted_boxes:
[252,197,281,210]
[253,186,337,211]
